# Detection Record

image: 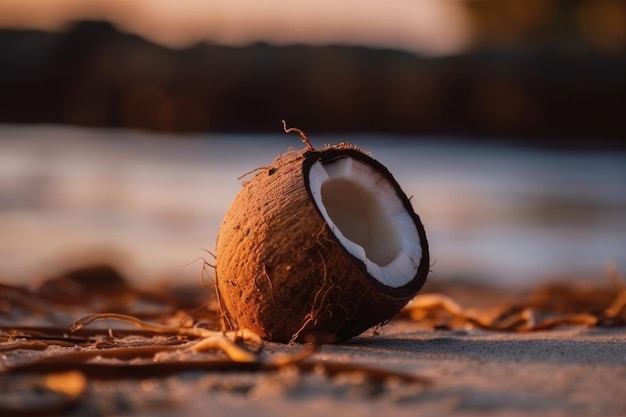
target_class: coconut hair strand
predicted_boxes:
[282,120,314,151]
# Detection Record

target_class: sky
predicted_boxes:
[0,0,473,56]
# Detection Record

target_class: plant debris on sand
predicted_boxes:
[1,264,625,416]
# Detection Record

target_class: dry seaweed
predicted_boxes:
[402,269,626,331]
[0,264,432,416]
[0,370,87,417]
[1,263,625,415]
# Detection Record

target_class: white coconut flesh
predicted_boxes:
[308,156,422,288]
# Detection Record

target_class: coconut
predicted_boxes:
[215,128,429,343]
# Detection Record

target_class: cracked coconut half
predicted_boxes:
[215,126,429,343]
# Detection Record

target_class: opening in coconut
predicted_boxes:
[308,155,423,288]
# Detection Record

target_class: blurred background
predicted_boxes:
[1,0,625,288]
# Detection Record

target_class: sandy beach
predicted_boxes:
[1,269,625,417]
[2,317,625,416]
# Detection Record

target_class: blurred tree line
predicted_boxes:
[0,0,625,147]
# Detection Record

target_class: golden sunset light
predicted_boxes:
[1,3,626,415]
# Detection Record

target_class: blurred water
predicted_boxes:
[1,125,624,288]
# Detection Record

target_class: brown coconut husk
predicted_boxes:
[215,142,429,343]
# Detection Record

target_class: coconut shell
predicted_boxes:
[215,144,429,343]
